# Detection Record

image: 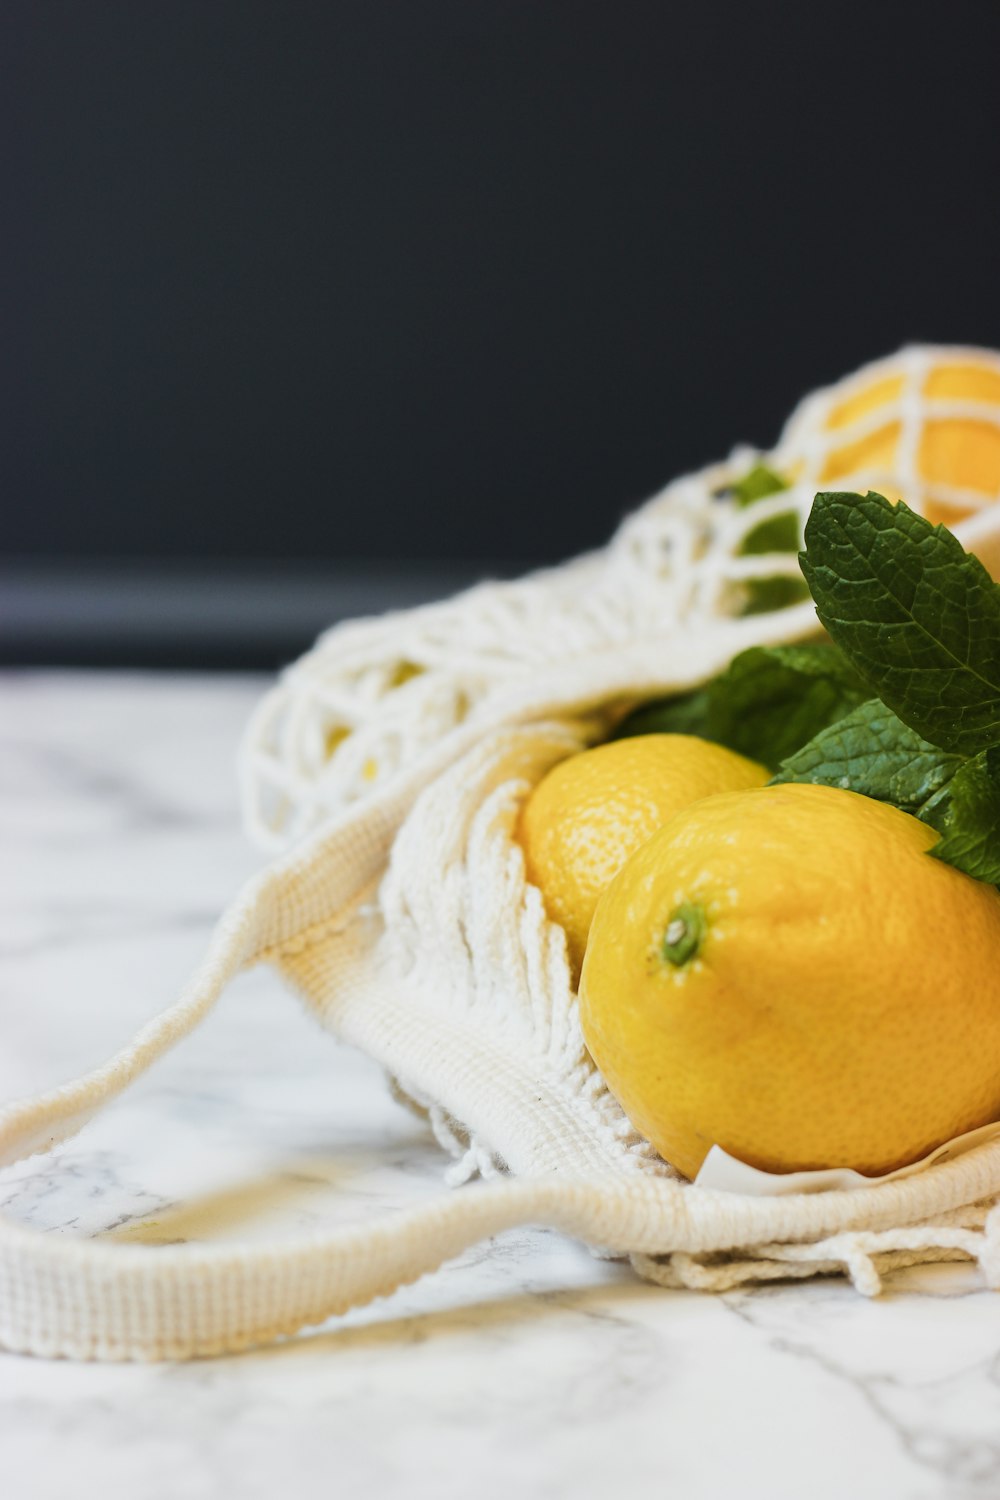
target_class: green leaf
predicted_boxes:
[741,574,812,616]
[771,700,964,817]
[800,491,1000,755]
[925,747,1000,884]
[740,509,801,556]
[706,645,869,768]
[722,462,810,614]
[725,463,790,508]
[613,643,869,771]
[772,701,1000,886]
[611,686,713,741]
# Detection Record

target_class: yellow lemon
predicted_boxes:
[781,349,1000,529]
[517,735,768,980]
[579,782,1000,1180]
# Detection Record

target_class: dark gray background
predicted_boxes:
[5,2,1000,664]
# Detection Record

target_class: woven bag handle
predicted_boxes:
[0,856,685,1361]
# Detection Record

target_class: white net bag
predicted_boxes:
[4,345,1000,1360]
[241,344,1000,850]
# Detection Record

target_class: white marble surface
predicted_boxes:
[3,671,1000,1500]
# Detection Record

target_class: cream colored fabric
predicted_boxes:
[4,344,1000,1361]
[242,344,1000,852]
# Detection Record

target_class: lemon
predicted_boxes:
[517,735,768,979]
[579,782,1000,1180]
[785,350,1000,529]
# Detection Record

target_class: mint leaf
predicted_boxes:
[611,686,713,741]
[925,747,1000,884]
[721,463,810,615]
[773,700,1000,886]
[613,643,868,771]
[740,509,801,556]
[771,700,964,816]
[725,463,790,508]
[801,492,1000,755]
[741,573,812,616]
[706,645,869,767]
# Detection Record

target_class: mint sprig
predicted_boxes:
[922,748,1000,885]
[724,462,810,615]
[724,462,790,508]
[619,488,1000,889]
[800,492,1000,755]
[771,700,964,818]
[782,731,1000,887]
[780,491,1000,886]
[614,643,868,772]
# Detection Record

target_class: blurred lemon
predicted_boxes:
[780,348,1000,529]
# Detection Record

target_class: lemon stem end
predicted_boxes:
[662,903,706,967]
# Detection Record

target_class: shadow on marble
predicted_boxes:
[233,1275,664,1363]
[102,1144,443,1248]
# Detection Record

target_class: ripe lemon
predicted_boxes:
[517,735,768,979]
[780,349,1000,529]
[579,782,1000,1180]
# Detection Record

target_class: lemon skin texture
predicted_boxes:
[579,782,1000,1180]
[517,734,769,981]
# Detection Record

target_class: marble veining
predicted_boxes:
[3,669,1000,1500]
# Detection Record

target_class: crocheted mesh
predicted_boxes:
[241,344,1000,852]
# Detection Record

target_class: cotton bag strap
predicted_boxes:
[0,760,688,1361]
[0,823,713,1363]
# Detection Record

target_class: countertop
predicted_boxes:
[3,670,1000,1500]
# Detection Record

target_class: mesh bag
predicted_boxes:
[5,345,1000,1360]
